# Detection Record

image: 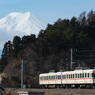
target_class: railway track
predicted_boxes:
[7,88,95,95]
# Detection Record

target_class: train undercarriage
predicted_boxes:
[40,84,95,89]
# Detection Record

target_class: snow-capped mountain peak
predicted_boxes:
[0,12,46,35]
[0,12,47,51]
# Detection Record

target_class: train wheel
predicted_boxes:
[91,85,95,89]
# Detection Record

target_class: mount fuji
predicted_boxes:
[0,12,47,53]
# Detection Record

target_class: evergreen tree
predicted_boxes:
[0,41,12,72]
[13,36,21,57]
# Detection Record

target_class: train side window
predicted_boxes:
[75,74,77,78]
[52,76,54,80]
[73,74,74,78]
[80,74,82,78]
[85,73,87,78]
[44,76,46,80]
[69,74,70,79]
[62,75,66,79]
[56,75,60,79]
[50,76,52,80]
[56,76,57,79]
[53,76,55,79]
[78,74,79,78]
[52,76,54,79]
[57,75,59,79]
[82,73,84,78]
[88,73,89,78]
[62,75,63,79]
[49,76,51,80]
[64,75,66,79]
[52,76,53,79]
[45,76,47,80]
[47,76,48,80]
[51,76,52,79]
[44,77,46,80]
[71,74,72,78]
[89,73,91,77]
[67,74,68,79]
[58,75,61,79]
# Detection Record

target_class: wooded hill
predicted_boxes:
[0,10,95,88]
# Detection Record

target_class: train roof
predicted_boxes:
[39,69,95,76]
[39,72,62,76]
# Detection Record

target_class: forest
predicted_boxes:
[0,10,95,88]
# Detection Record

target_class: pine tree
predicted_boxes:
[13,36,21,57]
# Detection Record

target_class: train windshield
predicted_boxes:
[92,73,95,77]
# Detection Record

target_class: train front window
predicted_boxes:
[92,73,95,78]
[40,77,43,80]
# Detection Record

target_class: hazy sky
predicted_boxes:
[0,0,95,24]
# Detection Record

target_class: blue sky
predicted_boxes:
[0,0,95,24]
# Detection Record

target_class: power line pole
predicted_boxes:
[0,75,2,87]
[70,48,73,71]
[21,60,24,89]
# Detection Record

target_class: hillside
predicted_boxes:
[1,10,95,88]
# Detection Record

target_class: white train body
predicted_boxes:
[39,69,95,88]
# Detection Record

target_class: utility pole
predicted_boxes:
[70,48,73,71]
[21,60,24,89]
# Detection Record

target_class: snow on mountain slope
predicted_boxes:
[0,12,46,36]
[0,12,47,52]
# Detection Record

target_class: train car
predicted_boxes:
[61,69,95,88]
[39,72,62,88]
[39,68,95,88]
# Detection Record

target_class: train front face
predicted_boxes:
[39,73,49,86]
[92,70,95,84]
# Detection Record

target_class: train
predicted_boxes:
[39,67,95,88]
